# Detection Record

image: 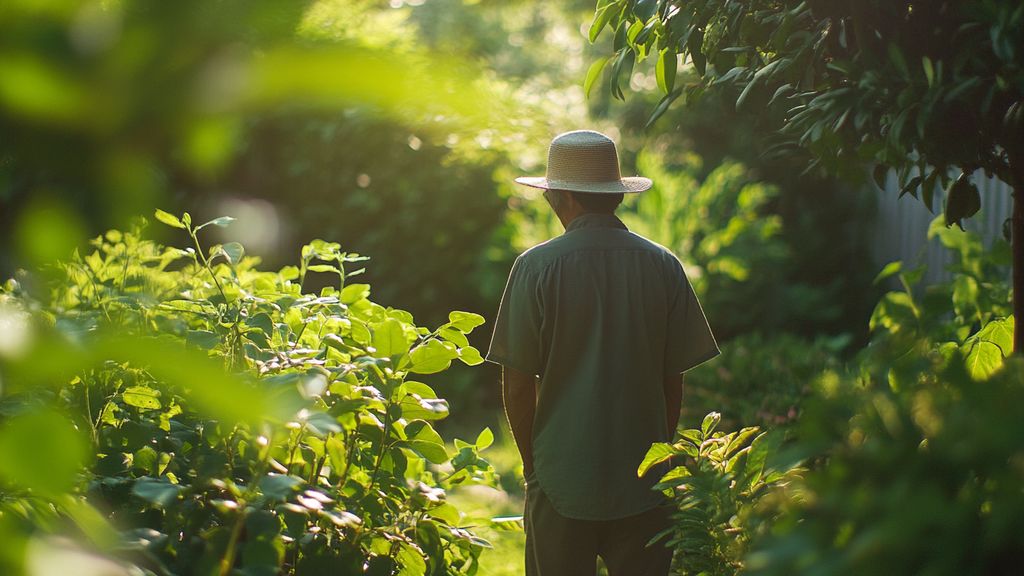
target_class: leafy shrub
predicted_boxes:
[741,222,1022,575]
[745,354,1024,576]
[638,412,798,576]
[0,212,499,575]
[681,332,845,430]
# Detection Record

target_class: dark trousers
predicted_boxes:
[524,484,674,576]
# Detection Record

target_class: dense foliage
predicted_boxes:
[639,413,796,576]
[643,223,1020,575]
[0,213,501,575]
[589,0,1024,349]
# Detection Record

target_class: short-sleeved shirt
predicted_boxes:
[486,212,719,520]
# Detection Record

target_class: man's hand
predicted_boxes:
[501,366,537,477]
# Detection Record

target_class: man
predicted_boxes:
[486,130,719,576]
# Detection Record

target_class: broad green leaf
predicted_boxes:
[123,386,162,410]
[326,435,347,473]
[400,396,450,421]
[154,209,185,229]
[407,420,443,444]
[195,216,235,231]
[447,311,485,332]
[259,474,302,500]
[944,173,981,229]
[700,411,721,437]
[409,339,457,374]
[974,317,1014,353]
[584,56,610,98]
[438,327,469,348]
[132,477,182,508]
[396,541,427,576]
[428,503,460,525]
[655,49,676,95]
[221,241,245,264]
[340,283,371,304]
[458,345,484,366]
[408,440,448,464]
[873,261,902,285]
[475,427,494,450]
[185,329,220,350]
[304,412,343,437]
[589,4,614,43]
[965,341,1004,380]
[637,442,675,477]
[371,317,412,358]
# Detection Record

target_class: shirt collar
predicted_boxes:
[565,213,628,232]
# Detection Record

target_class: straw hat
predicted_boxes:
[515,130,652,194]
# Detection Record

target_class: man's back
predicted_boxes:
[487,212,719,520]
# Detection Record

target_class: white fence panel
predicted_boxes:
[872,171,1013,286]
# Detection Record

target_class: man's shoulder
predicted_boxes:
[517,230,682,271]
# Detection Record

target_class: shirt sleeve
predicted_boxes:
[486,255,543,376]
[665,264,720,375]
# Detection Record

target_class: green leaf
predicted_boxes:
[655,49,676,95]
[154,209,185,229]
[326,435,347,474]
[944,173,981,229]
[447,311,485,332]
[589,4,614,43]
[122,386,162,410]
[340,283,371,304]
[132,477,182,508]
[700,411,721,437]
[409,339,457,374]
[396,542,427,576]
[407,420,444,445]
[399,396,449,421]
[873,261,902,285]
[259,474,302,500]
[637,442,674,477]
[438,327,469,348]
[475,427,494,450]
[965,341,1005,380]
[304,412,343,437]
[408,440,448,464]
[922,56,935,86]
[371,318,412,358]
[584,56,610,99]
[458,345,484,366]
[307,264,339,273]
[221,242,244,265]
[186,329,220,350]
[195,216,235,231]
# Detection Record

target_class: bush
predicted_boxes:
[681,332,846,431]
[0,212,499,575]
[638,413,798,576]
[743,222,1022,575]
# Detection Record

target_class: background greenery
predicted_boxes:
[2,1,1018,575]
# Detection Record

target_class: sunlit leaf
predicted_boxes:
[637,443,674,477]
[154,209,185,229]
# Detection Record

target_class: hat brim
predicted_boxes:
[514,176,652,194]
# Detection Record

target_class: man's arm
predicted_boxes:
[663,373,685,438]
[502,366,537,476]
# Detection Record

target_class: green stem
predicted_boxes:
[366,403,393,495]
[189,228,229,304]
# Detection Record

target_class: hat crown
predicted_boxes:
[545,130,622,184]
